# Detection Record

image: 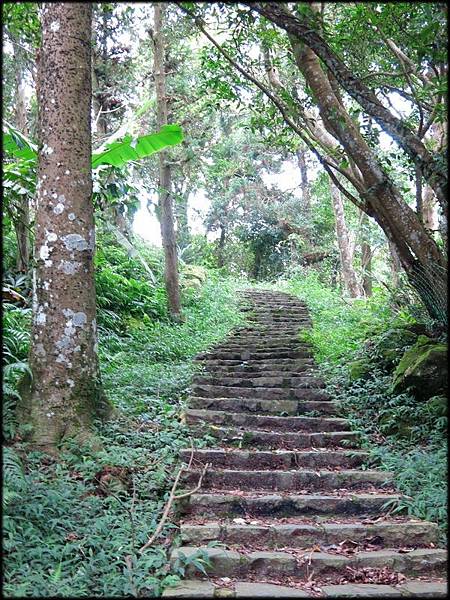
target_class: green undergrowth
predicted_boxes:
[272,270,447,541]
[3,267,245,597]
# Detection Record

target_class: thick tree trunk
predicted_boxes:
[153,3,182,321]
[329,181,362,298]
[19,3,110,451]
[13,42,31,273]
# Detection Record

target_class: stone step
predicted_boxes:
[185,409,347,431]
[191,384,329,401]
[179,448,368,470]
[182,492,403,518]
[163,579,448,598]
[188,397,341,416]
[200,361,317,373]
[192,375,325,388]
[196,349,314,361]
[210,342,311,351]
[191,426,360,449]
[195,358,315,368]
[170,546,447,580]
[182,468,392,492]
[180,519,440,548]
[201,367,319,377]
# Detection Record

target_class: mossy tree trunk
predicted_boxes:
[19,3,110,451]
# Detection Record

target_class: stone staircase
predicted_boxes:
[163,289,447,598]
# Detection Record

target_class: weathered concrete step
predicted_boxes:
[200,361,317,373]
[191,426,360,449]
[192,375,324,388]
[182,492,402,518]
[188,397,341,416]
[321,581,448,597]
[179,448,368,470]
[182,468,392,492]
[185,409,346,431]
[201,369,320,380]
[196,358,315,368]
[191,384,329,401]
[180,519,440,548]
[196,350,314,361]
[209,342,312,352]
[162,579,448,598]
[171,546,447,580]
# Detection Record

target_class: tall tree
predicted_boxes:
[329,180,362,298]
[152,3,182,321]
[19,2,110,450]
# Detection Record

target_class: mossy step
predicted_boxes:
[179,448,367,470]
[200,370,320,380]
[184,409,346,431]
[170,546,447,580]
[190,426,360,450]
[196,350,314,361]
[188,397,341,416]
[180,519,440,548]
[191,384,329,401]
[192,375,324,388]
[199,361,317,372]
[182,467,392,492]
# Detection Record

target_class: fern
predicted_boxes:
[3,447,27,510]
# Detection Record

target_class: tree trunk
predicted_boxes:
[13,40,31,273]
[19,3,110,451]
[388,240,403,288]
[153,3,182,321]
[217,224,226,268]
[296,148,311,215]
[361,242,373,297]
[329,180,362,298]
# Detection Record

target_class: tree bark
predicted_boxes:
[388,240,402,288]
[329,180,362,298]
[13,40,31,273]
[19,3,110,451]
[217,224,226,268]
[153,3,182,321]
[296,148,310,215]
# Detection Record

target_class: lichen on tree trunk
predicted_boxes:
[19,3,111,451]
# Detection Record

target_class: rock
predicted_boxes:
[398,581,448,597]
[322,583,402,597]
[348,359,372,381]
[234,581,309,597]
[392,336,447,399]
[162,580,216,597]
